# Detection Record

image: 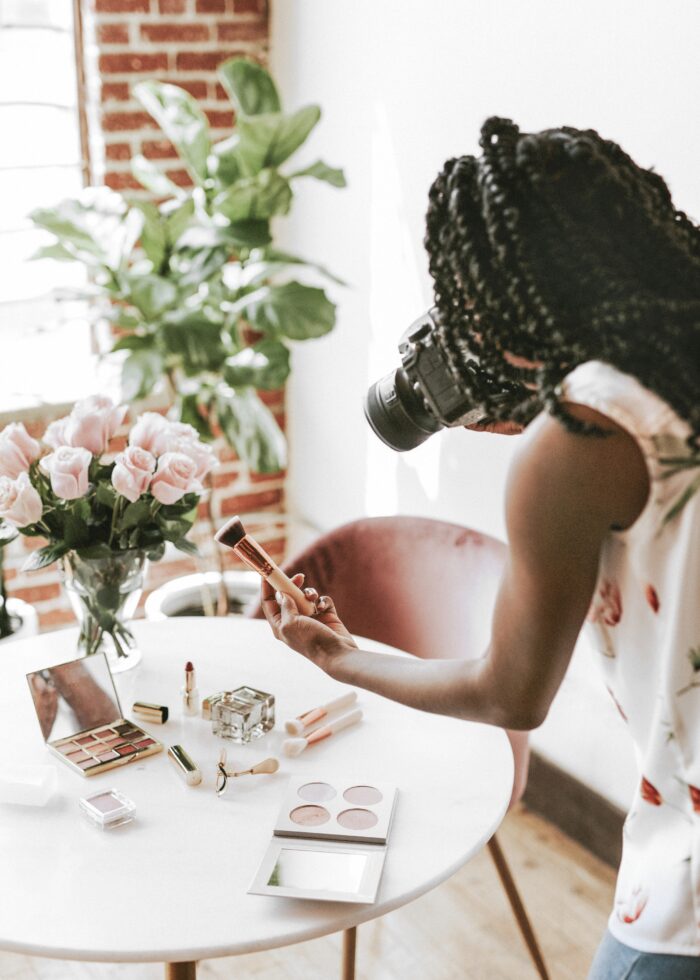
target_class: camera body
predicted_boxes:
[364,308,485,452]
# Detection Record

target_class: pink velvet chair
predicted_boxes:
[253,516,549,980]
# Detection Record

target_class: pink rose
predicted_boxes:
[0,472,43,527]
[40,447,91,500]
[128,412,172,456]
[0,423,41,479]
[111,446,156,503]
[150,452,202,505]
[170,435,217,482]
[45,397,127,457]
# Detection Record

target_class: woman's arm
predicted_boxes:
[264,405,648,730]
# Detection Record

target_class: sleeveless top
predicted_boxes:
[562,360,700,955]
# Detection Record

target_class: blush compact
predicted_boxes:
[249,773,398,904]
[26,653,162,777]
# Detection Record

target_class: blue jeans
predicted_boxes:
[588,931,700,979]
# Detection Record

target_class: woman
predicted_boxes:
[261,118,700,978]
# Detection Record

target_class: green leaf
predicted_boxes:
[245,281,336,340]
[125,274,178,320]
[245,247,347,287]
[237,105,320,173]
[145,541,166,562]
[122,349,164,401]
[0,522,18,546]
[111,333,157,353]
[22,543,69,572]
[134,81,211,184]
[29,242,78,262]
[223,339,290,390]
[662,474,700,526]
[133,201,167,271]
[213,169,292,222]
[119,500,151,530]
[178,391,214,440]
[218,58,281,115]
[131,154,183,198]
[173,537,199,556]
[164,198,195,246]
[30,202,105,261]
[76,542,113,560]
[160,313,227,375]
[226,219,271,248]
[216,387,286,473]
[95,484,118,508]
[210,135,243,187]
[289,159,347,188]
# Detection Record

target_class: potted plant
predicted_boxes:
[0,401,216,669]
[29,57,344,615]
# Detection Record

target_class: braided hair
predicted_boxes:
[424,117,700,445]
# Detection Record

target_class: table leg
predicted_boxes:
[341,927,357,980]
[165,962,196,980]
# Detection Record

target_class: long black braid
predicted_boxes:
[424,117,700,446]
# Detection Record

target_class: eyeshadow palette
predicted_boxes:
[273,776,397,845]
[26,653,162,777]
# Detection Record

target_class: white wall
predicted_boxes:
[270,0,700,809]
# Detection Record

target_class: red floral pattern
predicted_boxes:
[616,886,649,924]
[588,579,623,626]
[688,785,700,814]
[645,584,660,613]
[641,777,662,806]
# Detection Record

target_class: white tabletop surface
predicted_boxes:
[0,618,513,964]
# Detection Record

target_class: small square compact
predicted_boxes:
[249,775,398,904]
[26,653,162,777]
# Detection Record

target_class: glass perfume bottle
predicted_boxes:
[211,686,275,743]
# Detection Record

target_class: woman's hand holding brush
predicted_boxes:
[261,574,358,674]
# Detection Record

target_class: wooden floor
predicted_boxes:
[0,804,615,980]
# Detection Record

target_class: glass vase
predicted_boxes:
[62,550,146,673]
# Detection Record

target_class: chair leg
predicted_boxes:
[341,926,357,980]
[487,834,550,980]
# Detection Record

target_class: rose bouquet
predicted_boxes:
[0,397,216,665]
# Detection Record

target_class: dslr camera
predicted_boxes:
[364,307,509,452]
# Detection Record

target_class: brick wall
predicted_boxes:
[2,0,288,633]
[90,0,268,191]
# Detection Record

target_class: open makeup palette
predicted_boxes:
[250,774,398,904]
[26,652,162,777]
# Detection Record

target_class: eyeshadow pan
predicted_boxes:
[67,749,89,762]
[116,744,136,756]
[337,808,378,831]
[134,738,154,749]
[58,743,78,755]
[97,750,119,761]
[289,805,330,827]
[78,757,101,770]
[298,782,336,803]
[76,735,96,745]
[115,723,133,735]
[100,733,120,742]
[93,728,115,738]
[122,730,144,741]
[343,785,383,806]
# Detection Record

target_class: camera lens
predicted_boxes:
[364,369,443,452]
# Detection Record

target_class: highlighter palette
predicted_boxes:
[273,776,397,845]
[250,774,398,904]
[26,652,162,778]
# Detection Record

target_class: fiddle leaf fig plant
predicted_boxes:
[29,58,346,475]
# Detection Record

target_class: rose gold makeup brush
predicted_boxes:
[215,516,316,616]
[285,691,358,736]
[282,708,363,758]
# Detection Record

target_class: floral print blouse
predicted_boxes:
[563,361,700,955]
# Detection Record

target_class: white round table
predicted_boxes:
[0,619,513,978]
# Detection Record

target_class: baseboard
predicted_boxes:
[522,752,625,868]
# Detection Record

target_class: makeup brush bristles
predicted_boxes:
[215,516,246,548]
[282,737,309,758]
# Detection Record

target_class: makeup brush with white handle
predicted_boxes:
[282,708,363,758]
[285,691,358,736]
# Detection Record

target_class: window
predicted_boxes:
[0,0,96,412]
